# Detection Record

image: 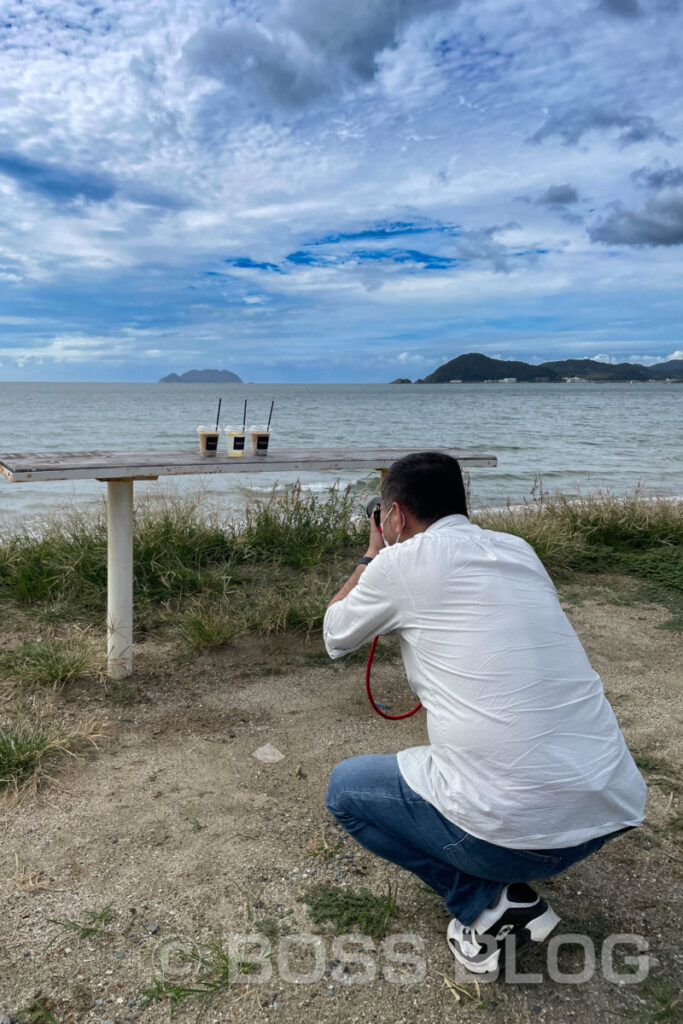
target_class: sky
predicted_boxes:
[1,0,682,382]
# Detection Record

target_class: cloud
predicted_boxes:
[0,151,190,210]
[589,191,683,245]
[183,20,326,111]
[183,0,460,112]
[599,0,642,17]
[531,108,674,146]
[599,0,681,16]
[0,152,116,203]
[2,0,683,379]
[632,162,683,190]
[276,0,458,80]
[537,185,580,206]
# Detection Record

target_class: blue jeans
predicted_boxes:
[325,754,613,925]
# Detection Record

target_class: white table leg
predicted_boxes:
[107,479,134,679]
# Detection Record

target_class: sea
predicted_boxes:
[0,381,681,527]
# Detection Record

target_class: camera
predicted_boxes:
[365,495,382,527]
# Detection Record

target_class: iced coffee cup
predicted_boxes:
[197,425,220,456]
[225,425,246,457]
[250,424,271,455]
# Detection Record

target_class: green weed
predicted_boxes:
[307,827,342,860]
[240,482,361,567]
[140,937,269,1008]
[615,978,682,1022]
[559,909,610,947]
[0,491,237,620]
[46,904,115,946]
[633,753,680,794]
[13,998,63,1024]
[0,717,105,796]
[176,598,239,651]
[300,881,398,939]
[0,633,94,691]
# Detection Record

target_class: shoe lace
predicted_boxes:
[459,925,482,958]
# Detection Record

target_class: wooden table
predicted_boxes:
[0,447,497,678]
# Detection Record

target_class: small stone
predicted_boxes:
[115,951,126,959]
[146,923,160,935]
[2,1015,13,1024]
[252,744,285,764]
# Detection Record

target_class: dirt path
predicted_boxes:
[1,580,681,1024]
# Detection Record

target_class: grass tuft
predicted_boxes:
[633,752,680,794]
[0,490,237,620]
[46,904,115,946]
[1,485,680,657]
[140,937,269,1009]
[0,716,106,798]
[0,632,95,691]
[176,597,240,651]
[300,881,398,939]
[240,482,361,567]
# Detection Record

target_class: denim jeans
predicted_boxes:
[325,753,614,926]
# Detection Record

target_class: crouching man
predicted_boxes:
[322,452,645,974]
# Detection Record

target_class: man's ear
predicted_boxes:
[394,502,407,530]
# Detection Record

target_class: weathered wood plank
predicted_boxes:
[0,447,497,482]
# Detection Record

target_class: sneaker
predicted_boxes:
[447,883,560,974]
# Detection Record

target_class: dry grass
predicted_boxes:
[9,853,52,892]
[0,629,100,694]
[0,715,108,804]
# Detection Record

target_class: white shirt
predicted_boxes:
[323,515,646,849]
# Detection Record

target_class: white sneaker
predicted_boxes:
[447,884,561,974]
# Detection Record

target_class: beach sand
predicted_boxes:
[1,576,681,1024]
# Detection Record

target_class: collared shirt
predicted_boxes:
[323,514,646,849]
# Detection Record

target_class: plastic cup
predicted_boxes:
[197,425,220,456]
[225,425,246,457]
[250,424,271,455]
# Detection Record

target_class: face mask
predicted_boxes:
[381,506,405,546]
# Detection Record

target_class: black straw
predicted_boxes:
[242,399,247,432]
[266,400,274,430]
[215,397,222,431]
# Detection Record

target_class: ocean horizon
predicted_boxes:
[1,380,681,525]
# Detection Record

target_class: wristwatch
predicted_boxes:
[358,556,374,566]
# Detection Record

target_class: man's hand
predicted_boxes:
[366,501,384,558]
[327,501,384,607]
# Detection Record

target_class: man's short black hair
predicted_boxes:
[380,452,468,524]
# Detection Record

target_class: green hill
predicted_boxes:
[160,369,243,383]
[416,353,683,383]
[420,353,562,383]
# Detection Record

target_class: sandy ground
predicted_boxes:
[1,578,681,1024]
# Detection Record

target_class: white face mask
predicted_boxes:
[381,506,405,546]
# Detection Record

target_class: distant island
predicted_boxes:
[159,369,243,383]
[391,353,683,384]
